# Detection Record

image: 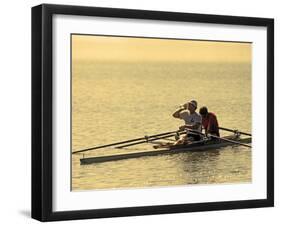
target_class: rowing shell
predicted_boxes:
[80,135,251,165]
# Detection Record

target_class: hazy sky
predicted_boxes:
[72,35,251,63]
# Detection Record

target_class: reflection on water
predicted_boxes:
[72,62,251,190]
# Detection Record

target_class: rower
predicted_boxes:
[199,106,220,137]
[172,100,202,144]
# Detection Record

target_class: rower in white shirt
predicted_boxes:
[172,100,202,144]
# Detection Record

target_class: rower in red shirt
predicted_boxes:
[199,106,220,137]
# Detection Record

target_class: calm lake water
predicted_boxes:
[72,61,251,190]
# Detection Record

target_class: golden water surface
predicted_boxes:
[71,60,251,190]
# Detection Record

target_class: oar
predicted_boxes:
[209,134,251,148]
[115,131,185,149]
[186,129,252,148]
[219,127,251,136]
[72,130,180,154]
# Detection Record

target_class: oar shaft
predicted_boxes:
[219,127,251,136]
[116,132,185,149]
[209,134,252,148]
[72,130,179,154]
[186,129,252,148]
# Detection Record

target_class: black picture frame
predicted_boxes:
[32,3,274,222]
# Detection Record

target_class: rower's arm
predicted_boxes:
[172,108,185,119]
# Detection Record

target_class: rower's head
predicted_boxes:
[199,106,208,118]
[187,100,197,113]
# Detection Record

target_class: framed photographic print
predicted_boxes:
[31,4,274,221]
